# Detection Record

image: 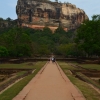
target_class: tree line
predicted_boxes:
[0,15,100,58]
[75,15,100,58]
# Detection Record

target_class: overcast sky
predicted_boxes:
[0,0,100,20]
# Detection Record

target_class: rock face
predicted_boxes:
[0,19,17,29]
[16,0,88,30]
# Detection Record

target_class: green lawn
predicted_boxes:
[72,62,100,70]
[17,71,27,76]
[58,61,77,70]
[0,71,27,86]
[58,61,100,100]
[0,61,46,100]
[80,64,100,70]
[0,62,36,69]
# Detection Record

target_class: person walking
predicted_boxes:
[51,56,55,63]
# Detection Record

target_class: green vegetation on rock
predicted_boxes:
[0,14,100,58]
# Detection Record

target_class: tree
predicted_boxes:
[58,43,76,57]
[55,0,58,2]
[6,17,12,22]
[0,46,8,57]
[0,18,3,22]
[0,27,33,57]
[75,14,100,57]
[0,22,77,57]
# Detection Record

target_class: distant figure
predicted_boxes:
[51,56,55,62]
[49,57,52,61]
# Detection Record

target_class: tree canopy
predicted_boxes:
[1,15,100,58]
[75,14,100,57]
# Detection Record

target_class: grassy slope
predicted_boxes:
[80,64,100,70]
[0,62,36,69]
[0,61,46,100]
[72,62,100,70]
[58,61,100,100]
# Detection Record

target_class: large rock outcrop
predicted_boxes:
[16,0,88,30]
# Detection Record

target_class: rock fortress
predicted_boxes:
[16,0,89,32]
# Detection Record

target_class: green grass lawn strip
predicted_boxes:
[17,71,27,76]
[0,71,28,87]
[0,62,36,69]
[71,63,100,70]
[58,61,100,100]
[76,72,100,89]
[0,61,46,100]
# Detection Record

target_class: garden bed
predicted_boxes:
[0,68,33,92]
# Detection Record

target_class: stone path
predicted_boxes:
[13,61,85,100]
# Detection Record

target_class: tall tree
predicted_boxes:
[75,14,100,57]
[0,27,32,57]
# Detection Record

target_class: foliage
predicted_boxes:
[0,17,76,57]
[75,14,100,57]
[1,14,100,58]
[29,26,75,56]
[57,43,76,57]
[0,46,8,57]
[0,17,17,34]
[0,27,32,57]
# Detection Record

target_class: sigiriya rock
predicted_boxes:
[16,0,88,31]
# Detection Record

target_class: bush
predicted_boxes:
[0,46,9,57]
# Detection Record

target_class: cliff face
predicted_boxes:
[16,0,88,30]
[0,19,17,29]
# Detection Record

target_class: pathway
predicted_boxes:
[13,61,85,100]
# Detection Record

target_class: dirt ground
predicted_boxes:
[13,61,86,100]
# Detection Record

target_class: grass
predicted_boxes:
[76,72,100,89]
[71,62,100,70]
[58,62,77,70]
[0,62,35,87]
[0,71,27,86]
[0,61,46,100]
[17,71,27,76]
[0,62,36,69]
[58,61,100,100]
[80,64,100,70]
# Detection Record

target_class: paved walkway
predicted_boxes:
[13,61,85,100]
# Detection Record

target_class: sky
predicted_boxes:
[0,0,100,20]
